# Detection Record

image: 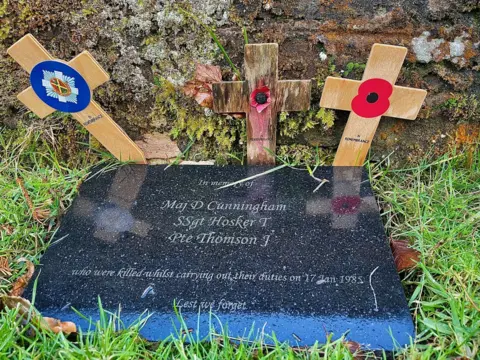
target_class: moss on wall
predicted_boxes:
[1,0,479,166]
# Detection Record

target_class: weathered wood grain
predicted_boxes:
[388,86,427,120]
[244,44,279,165]
[212,81,247,113]
[212,43,312,165]
[8,34,147,164]
[276,80,311,112]
[333,112,382,166]
[362,44,407,84]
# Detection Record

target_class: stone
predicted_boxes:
[134,133,181,160]
[27,165,413,350]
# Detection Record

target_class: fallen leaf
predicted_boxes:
[1,296,76,334]
[182,81,202,97]
[0,257,11,277]
[345,340,361,353]
[391,239,420,272]
[33,208,51,222]
[44,317,77,334]
[183,64,222,109]
[135,133,181,160]
[10,257,35,297]
[0,224,14,235]
[194,63,222,83]
[16,178,51,224]
[195,91,213,108]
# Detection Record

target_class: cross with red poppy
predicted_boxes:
[213,44,311,165]
[320,44,427,166]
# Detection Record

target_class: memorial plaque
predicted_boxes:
[28,165,414,350]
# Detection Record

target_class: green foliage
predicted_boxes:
[276,145,333,166]
[0,0,10,40]
[370,148,480,359]
[152,76,245,163]
[343,62,366,78]
[0,126,98,285]
[279,107,336,139]
[315,61,337,88]
[316,108,335,129]
[176,6,241,79]
[441,94,479,122]
[1,124,479,358]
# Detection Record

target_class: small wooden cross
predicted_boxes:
[7,34,146,164]
[213,44,311,165]
[320,44,427,166]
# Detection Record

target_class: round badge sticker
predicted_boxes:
[30,60,91,113]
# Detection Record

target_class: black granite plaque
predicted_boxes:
[28,165,414,350]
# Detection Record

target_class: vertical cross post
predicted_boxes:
[8,34,146,164]
[320,44,427,166]
[213,44,311,165]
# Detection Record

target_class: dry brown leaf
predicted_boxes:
[1,296,77,334]
[0,224,14,235]
[194,63,222,83]
[344,340,362,356]
[10,257,35,296]
[16,178,51,223]
[134,133,181,160]
[183,81,202,97]
[33,208,51,222]
[0,257,12,277]
[183,64,222,109]
[195,91,213,108]
[391,239,420,272]
[44,317,77,334]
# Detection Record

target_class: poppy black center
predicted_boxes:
[255,92,268,104]
[366,92,379,104]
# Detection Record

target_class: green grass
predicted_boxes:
[370,150,480,359]
[0,126,479,359]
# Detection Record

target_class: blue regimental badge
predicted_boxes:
[30,60,91,113]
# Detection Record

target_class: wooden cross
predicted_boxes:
[320,44,427,166]
[7,34,146,164]
[213,44,311,165]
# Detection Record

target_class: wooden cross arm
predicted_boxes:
[17,87,56,118]
[7,34,53,73]
[68,51,110,90]
[212,81,248,113]
[276,80,311,111]
[8,34,109,91]
[320,77,427,120]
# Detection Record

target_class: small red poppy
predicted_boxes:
[250,86,271,113]
[351,78,393,118]
[332,196,362,215]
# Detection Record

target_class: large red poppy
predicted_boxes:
[351,78,393,118]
